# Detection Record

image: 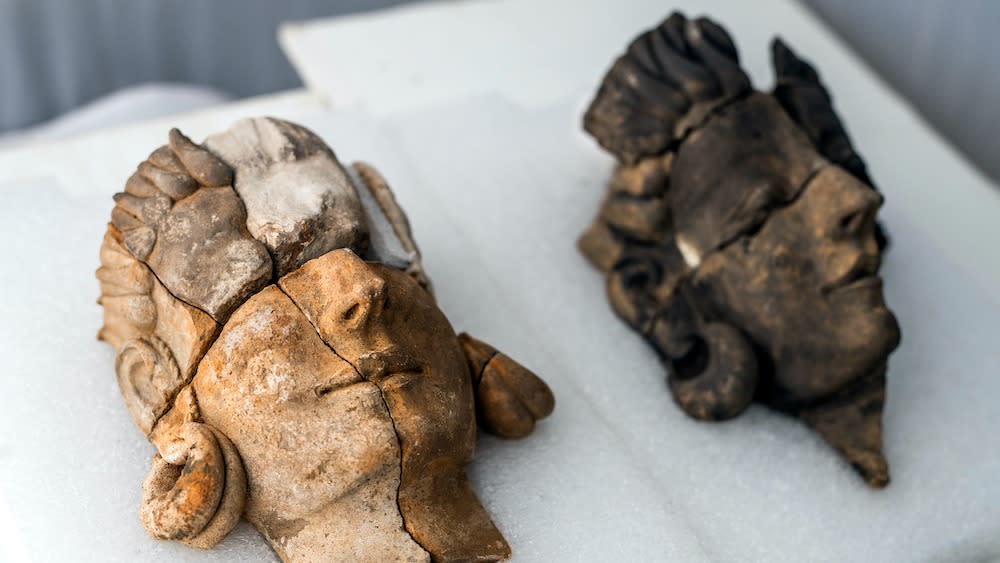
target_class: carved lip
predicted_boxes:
[825,255,880,296]
[837,275,883,295]
[356,347,423,384]
[828,272,885,309]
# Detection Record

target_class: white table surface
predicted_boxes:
[2,1,999,562]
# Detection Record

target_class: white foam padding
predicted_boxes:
[1,94,999,561]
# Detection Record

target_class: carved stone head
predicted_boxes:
[579,13,900,486]
[98,119,554,561]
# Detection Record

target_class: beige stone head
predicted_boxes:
[99,120,554,562]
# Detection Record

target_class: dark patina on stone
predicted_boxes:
[579,12,901,487]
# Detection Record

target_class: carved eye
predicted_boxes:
[342,303,360,321]
[741,207,772,238]
[314,383,337,398]
[720,183,783,249]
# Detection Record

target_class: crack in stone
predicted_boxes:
[704,161,826,259]
[669,90,751,152]
[473,350,500,388]
[274,284,429,558]
[120,256,222,436]
[110,135,430,554]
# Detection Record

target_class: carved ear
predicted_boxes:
[652,314,758,421]
[645,284,757,421]
[584,12,751,165]
[771,38,888,249]
[607,249,758,420]
[458,334,555,439]
[115,337,183,435]
[140,421,247,549]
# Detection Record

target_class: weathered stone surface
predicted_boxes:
[110,133,273,322]
[204,117,369,277]
[193,285,428,562]
[279,249,510,561]
[97,225,218,434]
[99,119,554,561]
[580,12,899,486]
[143,185,273,321]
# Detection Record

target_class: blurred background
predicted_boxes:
[0,0,997,182]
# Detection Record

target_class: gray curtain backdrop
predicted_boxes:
[0,0,996,182]
[803,0,1000,182]
[0,0,421,131]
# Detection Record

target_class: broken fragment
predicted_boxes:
[97,119,554,561]
[580,12,900,486]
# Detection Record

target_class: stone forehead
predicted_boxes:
[669,93,827,257]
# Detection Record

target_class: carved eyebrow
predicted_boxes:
[714,181,785,250]
[731,182,782,221]
[712,163,829,254]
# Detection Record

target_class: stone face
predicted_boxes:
[204,117,370,277]
[278,249,501,560]
[193,285,429,562]
[99,119,554,561]
[693,166,897,406]
[580,12,899,486]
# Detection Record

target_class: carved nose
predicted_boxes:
[340,272,388,329]
[833,184,882,241]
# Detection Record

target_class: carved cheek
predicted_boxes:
[738,199,822,292]
[284,385,399,504]
[229,382,399,520]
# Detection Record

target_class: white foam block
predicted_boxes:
[2,94,998,561]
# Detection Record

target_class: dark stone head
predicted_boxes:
[580,12,900,486]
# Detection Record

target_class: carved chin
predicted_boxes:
[842,304,901,363]
[768,309,900,405]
